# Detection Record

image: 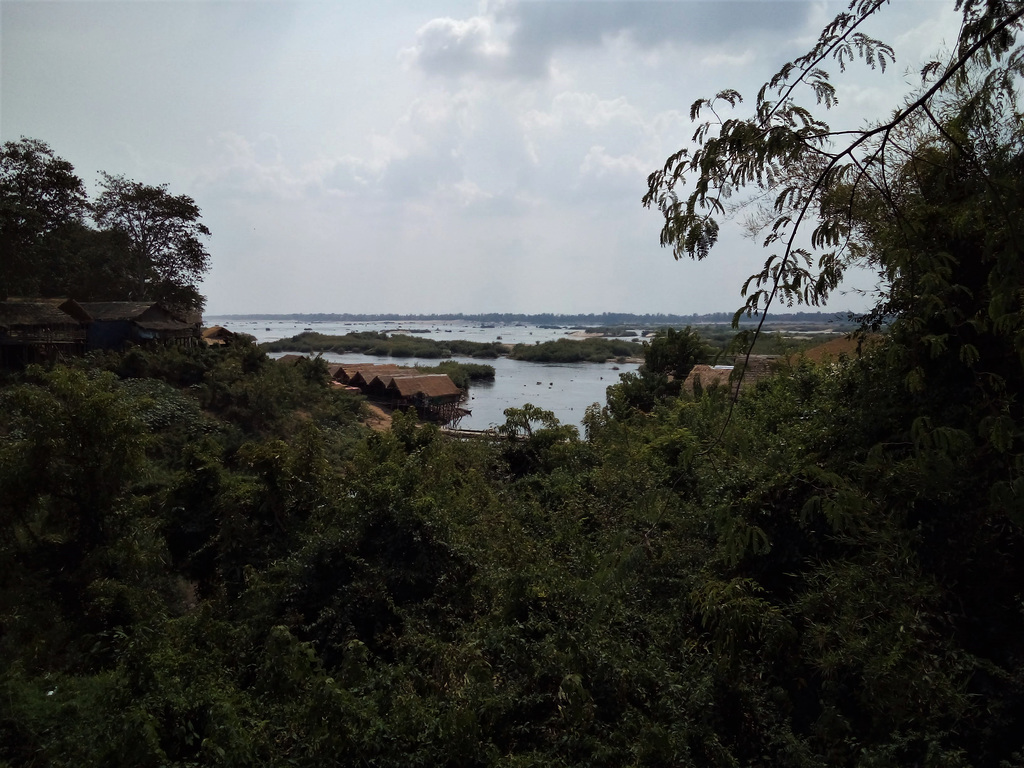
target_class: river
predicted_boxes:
[206,318,644,432]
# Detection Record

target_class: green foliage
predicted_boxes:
[0,366,148,554]
[0,138,88,299]
[92,173,211,313]
[0,139,211,311]
[4,4,1024,764]
[416,360,496,389]
[643,326,713,380]
[508,337,639,363]
[263,331,505,359]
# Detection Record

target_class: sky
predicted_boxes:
[1,0,962,316]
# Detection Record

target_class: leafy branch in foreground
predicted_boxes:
[644,0,1024,325]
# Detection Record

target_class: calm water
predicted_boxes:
[206,318,645,346]
[206,319,644,431]
[309,350,638,432]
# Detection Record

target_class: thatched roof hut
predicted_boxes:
[78,302,199,349]
[202,325,236,346]
[391,374,463,424]
[357,371,417,396]
[683,355,781,397]
[387,374,462,401]
[735,355,780,391]
[0,298,89,367]
[682,365,735,395]
[337,363,405,385]
[802,334,881,364]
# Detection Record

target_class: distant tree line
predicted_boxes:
[0,138,211,314]
[219,311,858,327]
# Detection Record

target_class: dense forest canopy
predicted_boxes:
[0,139,210,314]
[1,1,1023,766]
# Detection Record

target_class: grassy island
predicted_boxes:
[262,331,505,359]
[509,337,641,363]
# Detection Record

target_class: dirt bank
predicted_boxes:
[362,403,392,432]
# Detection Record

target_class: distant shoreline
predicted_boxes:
[207,311,859,328]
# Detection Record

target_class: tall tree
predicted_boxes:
[92,172,211,314]
[0,138,88,298]
[643,326,711,381]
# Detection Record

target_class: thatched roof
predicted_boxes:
[388,374,461,399]
[276,354,306,364]
[345,365,408,387]
[0,300,90,352]
[202,326,235,346]
[0,300,82,330]
[78,302,194,327]
[683,355,780,397]
[78,302,160,321]
[683,365,735,395]
[136,319,195,333]
[202,325,234,339]
[802,334,881,363]
[368,371,420,386]
[734,355,779,390]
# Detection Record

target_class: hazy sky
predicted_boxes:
[2,0,960,315]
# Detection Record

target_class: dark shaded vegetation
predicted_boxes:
[1,139,210,313]
[4,316,1023,765]
[3,3,1024,765]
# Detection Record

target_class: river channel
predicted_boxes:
[208,318,643,432]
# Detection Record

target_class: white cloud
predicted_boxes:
[701,49,756,69]
[401,13,525,78]
[580,145,648,179]
[405,2,814,81]
[2,0,958,315]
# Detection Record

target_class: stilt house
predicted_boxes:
[0,298,90,368]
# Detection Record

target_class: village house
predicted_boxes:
[1,298,202,369]
[78,302,199,350]
[0,298,90,368]
[386,374,464,423]
[336,363,405,386]
[201,325,236,346]
[683,355,780,397]
[274,356,465,424]
[345,365,406,389]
